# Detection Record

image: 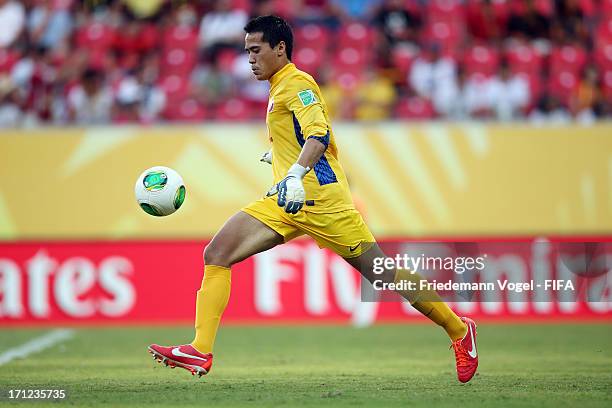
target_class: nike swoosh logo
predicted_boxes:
[349,242,361,252]
[171,348,208,361]
[467,324,477,358]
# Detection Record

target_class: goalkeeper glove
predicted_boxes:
[277,163,310,214]
[260,150,272,164]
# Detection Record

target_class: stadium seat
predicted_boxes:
[595,18,612,46]
[338,22,375,50]
[394,97,435,119]
[75,21,115,50]
[391,45,418,75]
[603,70,612,100]
[330,53,368,93]
[115,23,158,55]
[463,44,499,77]
[117,52,141,71]
[508,0,553,15]
[506,43,543,74]
[158,75,190,103]
[426,0,464,22]
[217,49,239,69]
[2,0,609,124]
[333,47,369,73]
[595,44,612,70]
[294,24,330,50]
[272,0,297,19]
[88,47,117,70]
[160,48,197,77]
[535,0,554,16]
[404,0,421,15]
[0,49,20,73]
[162,26,199,51]
[549,45,587,76]
[163,98,207,122]
[231,0,250,12]
[421,20,464,56]
[248,99,269,120]
[579,0,596,16]
[334,71,363,92]
[138,24,160,53]
[548,70,579,105]
[215,98,252,121]
[294,46,325,76]
[466,0,510,19]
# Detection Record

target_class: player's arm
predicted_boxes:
[276,85,329,214]
[296,137,326,169]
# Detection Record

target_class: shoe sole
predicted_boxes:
[148,347,208,377]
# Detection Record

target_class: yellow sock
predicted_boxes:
[191,265,231,354]
[394,269,467,341]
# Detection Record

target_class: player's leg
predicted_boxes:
[343,243,467,340]
[293,208,468,339]
[193,211,285,353]
[149,209,288,376]
[344,242,478,383]
[295,208,478,382]
[204,210,285,267]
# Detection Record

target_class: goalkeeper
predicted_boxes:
[149,15,479,383]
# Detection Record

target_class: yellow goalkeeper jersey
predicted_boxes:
[266,63,354,213]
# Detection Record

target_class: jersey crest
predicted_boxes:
[297,89,317,107]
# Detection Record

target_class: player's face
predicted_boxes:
[245,32,285,81]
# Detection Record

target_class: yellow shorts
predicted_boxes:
[242,196,375,258]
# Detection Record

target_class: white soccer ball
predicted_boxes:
[134,166,186,216]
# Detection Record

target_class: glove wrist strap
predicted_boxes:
[287,163,310,179]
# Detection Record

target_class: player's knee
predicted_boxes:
[203,244,218,265]
[203,242,232,268]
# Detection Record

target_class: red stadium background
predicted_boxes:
[1,238,609,325]
[1,0,611,326]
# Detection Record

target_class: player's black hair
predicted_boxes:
[244,15,293,60]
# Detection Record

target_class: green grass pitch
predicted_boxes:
[0,324,610,407]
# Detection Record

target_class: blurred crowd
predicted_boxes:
[0,0,611,127]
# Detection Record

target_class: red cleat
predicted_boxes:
[451,317,478,383]
[148,344,212,377]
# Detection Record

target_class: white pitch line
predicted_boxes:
[0,329,74,366]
